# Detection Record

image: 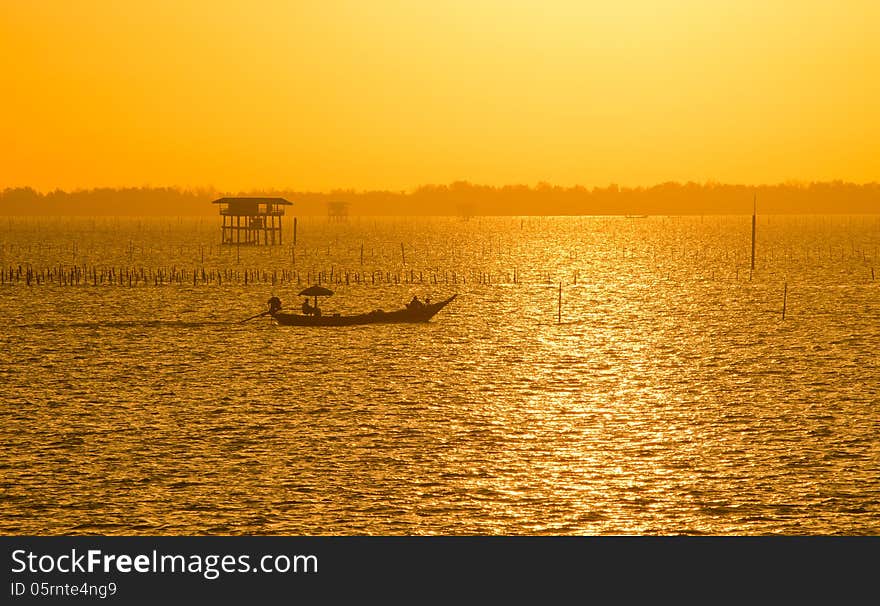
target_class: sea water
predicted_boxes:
[1,214,878,535]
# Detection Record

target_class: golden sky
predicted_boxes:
[2,0,878,193]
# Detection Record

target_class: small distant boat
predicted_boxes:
[625,214,648,219]
[270,294,458,327]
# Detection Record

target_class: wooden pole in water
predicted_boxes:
[782,281,788,320]
[401,243,406,266]
[558,282,562,323]
[750,193,757,275]
[293,217,297,245]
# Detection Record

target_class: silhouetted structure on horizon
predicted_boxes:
[327,200,349,222]
[213,197,292,245]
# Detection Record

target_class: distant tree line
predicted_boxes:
[1,181,877,216]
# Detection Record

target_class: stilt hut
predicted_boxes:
[328,200,349,222]
[213,197,292,245]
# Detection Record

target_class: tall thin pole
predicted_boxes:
[557,282,562,323]
[750,193,757,273]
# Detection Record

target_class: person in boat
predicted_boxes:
[301,298,313,315]
[408,295,423,310]
[267,296,282,315]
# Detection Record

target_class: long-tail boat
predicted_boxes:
[268,294,458,327]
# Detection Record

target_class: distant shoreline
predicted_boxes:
[2,181,878,216]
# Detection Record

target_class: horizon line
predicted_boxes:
[5,178,880,196]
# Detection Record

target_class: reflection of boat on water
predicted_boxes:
[270,294,458,326]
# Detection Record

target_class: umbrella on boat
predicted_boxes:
[298,285,334,310]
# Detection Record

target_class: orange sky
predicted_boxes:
[2,0,878,193]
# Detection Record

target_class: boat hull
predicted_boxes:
[270,294,457,326]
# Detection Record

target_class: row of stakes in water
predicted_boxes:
[1,258,876,287]
[0,265,540,287]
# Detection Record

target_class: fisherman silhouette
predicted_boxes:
[267,296,282,314]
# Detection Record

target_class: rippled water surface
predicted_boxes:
[1,215,878,535]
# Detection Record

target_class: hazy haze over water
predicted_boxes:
[1,214,878,535]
